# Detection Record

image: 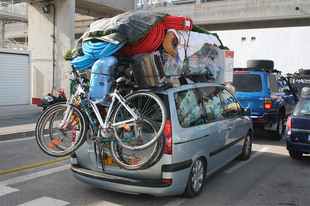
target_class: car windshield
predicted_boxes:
[232,73,262,92]
[293,98,310,116]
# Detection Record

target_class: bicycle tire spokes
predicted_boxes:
[114,110,156,147]
[128,95,164,131]
[47,110,81,150]
[112,92,166,151]
[36,105,86,157]
[110,140,159,170]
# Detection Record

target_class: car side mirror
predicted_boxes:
[242,108,251,116]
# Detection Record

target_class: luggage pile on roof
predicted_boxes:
[67,10,232,88]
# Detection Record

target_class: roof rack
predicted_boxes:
[234,67,281,74]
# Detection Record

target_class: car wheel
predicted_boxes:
[237,131,252,161]
[289,150,303,159]
[271,113,285,140]
[183,158,205,198]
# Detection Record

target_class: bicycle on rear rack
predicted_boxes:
[35,60,167,170]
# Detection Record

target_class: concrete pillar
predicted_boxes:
[0,19,4,47]
[29,0,75,99]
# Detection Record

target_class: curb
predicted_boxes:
[0,130,35,141]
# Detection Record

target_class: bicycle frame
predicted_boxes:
[90,89,139,130]
[58,80,139,141]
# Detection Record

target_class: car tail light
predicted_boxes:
[286,116,292,131]
[71,153,79,168]
[264,98,272,110]
[161,179,172,183]
[164,119,172,154]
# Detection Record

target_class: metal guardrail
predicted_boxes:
[0,1,28,16]
[0,37,28,50]
[137,0,224,10]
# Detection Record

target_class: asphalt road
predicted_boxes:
[0,131,309,206]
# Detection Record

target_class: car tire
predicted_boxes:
[270,113,285,140]
[247,59,274,71]
[289,150,303,159]
[237,131,252,161]
[183,158,205,198]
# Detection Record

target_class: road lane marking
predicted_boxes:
[163,197,188,206]
[0,157,70,175]
[17,196,70,206]
[0,164,71,186]
[225,147,270,174]
[0,137,35,143]
[0,184,19,197]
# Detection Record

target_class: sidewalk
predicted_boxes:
[0,105,43,139]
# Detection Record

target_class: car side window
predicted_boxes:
[198,87,225,122]
[220,88,241,117]
[174,89,205,128]
[268,75,279,92]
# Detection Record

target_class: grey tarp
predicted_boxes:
[79,10,168,45]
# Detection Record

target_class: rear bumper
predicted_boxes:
[72,167,170,187]
[251,111,276,125]
[286,136,310,154]
[71,159,192,196]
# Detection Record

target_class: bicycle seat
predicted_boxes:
[115,77,129,84]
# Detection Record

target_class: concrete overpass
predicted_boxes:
[72,0,310,31]
[148,0,310,31]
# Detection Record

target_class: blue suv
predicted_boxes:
[232,60,298,140]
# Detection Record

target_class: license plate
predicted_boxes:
[99,156,117,166]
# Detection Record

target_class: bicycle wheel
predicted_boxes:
[35,104,87,157]
[36,102,67,123]
[112,91,167,150]
[110,133,165,170]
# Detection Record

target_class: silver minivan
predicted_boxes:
[71,80,253,197]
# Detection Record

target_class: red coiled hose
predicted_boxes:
[120,22,165,56]
[161,15,193,31]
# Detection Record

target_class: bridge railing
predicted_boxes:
[0,37,28,50]
[0,1,28,16]
[137,0,224,10]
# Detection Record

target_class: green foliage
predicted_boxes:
[63,49,73,61]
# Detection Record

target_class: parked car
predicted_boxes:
[285,96,310,159]
[71,80,253,197]
[232,60,298,140]
[289,69,310,97]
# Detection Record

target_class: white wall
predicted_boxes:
[214,26,310,75]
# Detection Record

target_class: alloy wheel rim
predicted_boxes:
[191,159,204,192]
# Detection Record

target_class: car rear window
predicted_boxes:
[293,98,310,116]
[232,74,262,92]
[154,93,170,119]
